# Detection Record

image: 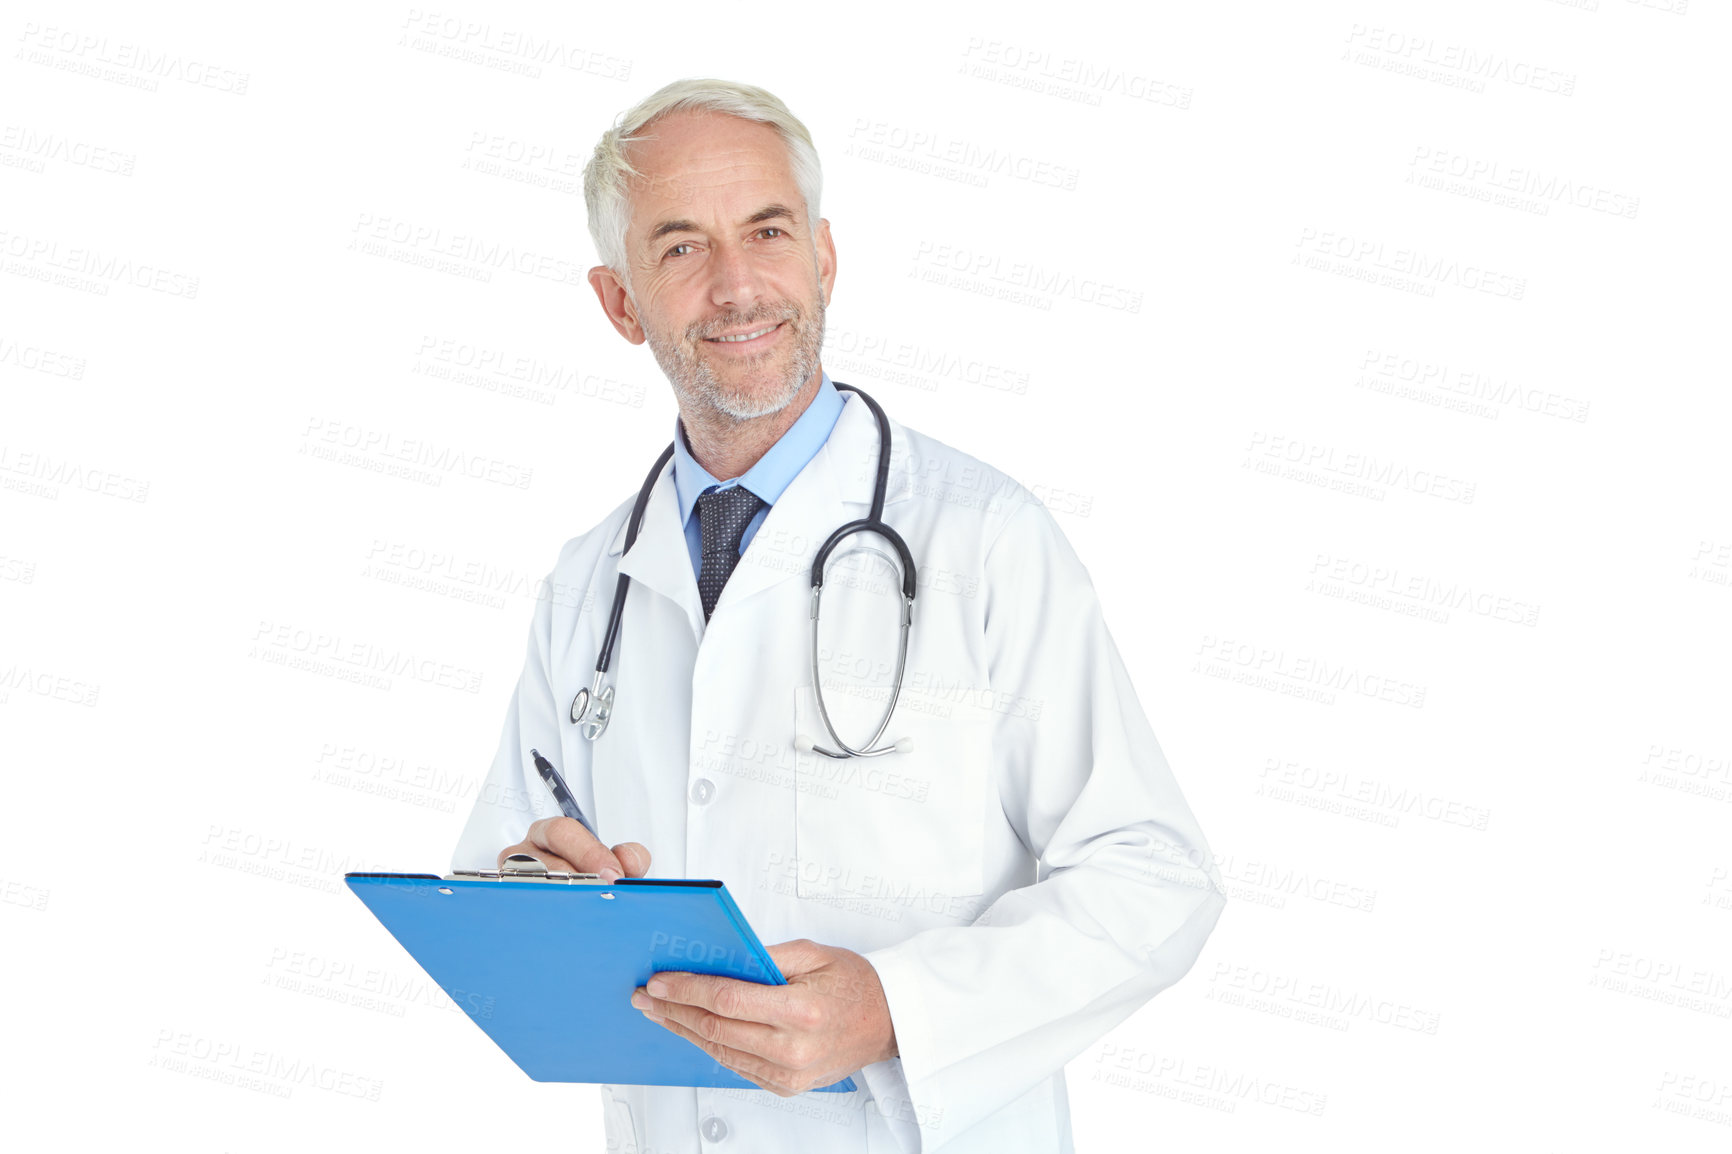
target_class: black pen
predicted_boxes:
[528,748,598,839]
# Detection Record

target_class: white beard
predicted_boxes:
[639,286,826,423]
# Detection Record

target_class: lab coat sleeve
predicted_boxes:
[858,496,1227,1150]
[450,565,569,872]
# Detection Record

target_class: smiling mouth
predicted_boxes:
[704,322,783,344]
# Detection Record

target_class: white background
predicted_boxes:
[3,0,1729,1149]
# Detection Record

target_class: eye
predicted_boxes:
[665,243,694,259]
[759,227,785,239]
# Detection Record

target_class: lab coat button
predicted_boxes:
[689,778,715,805]
[701,1115,728,1141]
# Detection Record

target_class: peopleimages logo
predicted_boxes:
[1294,228,1525,300]
[300,417,533,489]
[911,241,1143,313]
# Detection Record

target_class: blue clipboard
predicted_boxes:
[346,864,857,1093]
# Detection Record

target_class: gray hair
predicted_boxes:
[582,78,824,279]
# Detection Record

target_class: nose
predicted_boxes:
[706,239,763,313]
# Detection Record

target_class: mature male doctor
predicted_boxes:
[451,79,1226,1153]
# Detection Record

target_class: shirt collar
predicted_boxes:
[671,371,844,528]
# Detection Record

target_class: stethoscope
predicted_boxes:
[570,383,915,759]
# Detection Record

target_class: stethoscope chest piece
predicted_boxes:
[580,685,614,741]
[569,671,615,739]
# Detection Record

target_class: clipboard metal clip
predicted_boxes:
[446,853,607,885]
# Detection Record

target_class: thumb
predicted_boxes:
[765,938,829,978]
[611,841,652,878]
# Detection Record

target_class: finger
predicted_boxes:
[632,988,783,1061]
[645,971,784,1025]
[496,841,577,872]
[611,841,652,878]
[640,1010,799,1096]
[525,817,625,880]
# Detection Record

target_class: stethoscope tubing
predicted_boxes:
[573,383,914,757]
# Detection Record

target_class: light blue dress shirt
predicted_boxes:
[671,372,846,579]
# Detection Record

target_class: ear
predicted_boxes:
[588,265,646,344]
[815,218,837,307]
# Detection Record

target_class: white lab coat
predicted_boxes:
[453,391,1227,1153]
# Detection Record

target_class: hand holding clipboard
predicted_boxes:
[352,752,903,1095]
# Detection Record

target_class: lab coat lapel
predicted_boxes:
[606,392,912,624]
[611,462,704,639]
[721,390,907,609]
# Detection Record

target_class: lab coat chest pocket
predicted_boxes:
[791,686,991,907]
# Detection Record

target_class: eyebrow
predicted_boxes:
[645,204,799,246]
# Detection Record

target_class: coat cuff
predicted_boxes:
[860,941,947,1152]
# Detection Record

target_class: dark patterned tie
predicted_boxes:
[696,485,766,620]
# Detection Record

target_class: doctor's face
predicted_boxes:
[589,110,837,423]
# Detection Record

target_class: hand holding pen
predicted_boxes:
[491,748,652,882]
